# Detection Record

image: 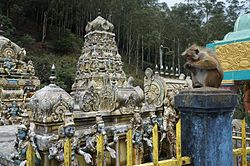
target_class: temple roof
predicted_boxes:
[223,13,250,41]
[0,35,26,60]
[85,16,114,33]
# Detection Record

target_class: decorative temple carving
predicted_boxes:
[72,15,143,113]
[12,113,41,166]
[0,35,40,125]
[216,41,250,71]
[29,65,73,133]
[48,112,92,166]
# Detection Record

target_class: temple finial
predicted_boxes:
[98,9,101,16]
[49,64,56,84]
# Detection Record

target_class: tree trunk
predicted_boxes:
[141,35,144,70]
[136,35,139,75]
[42,11,48,42]
[128,21,132,65]
[6,0,10,17]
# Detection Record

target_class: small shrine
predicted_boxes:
[0,35,40,125]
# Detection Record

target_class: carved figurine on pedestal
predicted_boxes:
[3,58,16,75]
[6,101,23,124]
[160,90,177,158]
[48,112,92,166]
[12,123,41,166]
[79,81,99,112]
[130,107,144,165]
[143,112,158,162]
[27,60,35,76]
[84,113,116,165]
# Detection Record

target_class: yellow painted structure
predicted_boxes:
[33,118,250,166]
[26,143,34,166]
[232,118,249,166]
[153,124,158,166]
[128,119,191,166]
[216,42,250,71]
[127,129,133,166]
[97,134,104,166]
[64,138,72,166]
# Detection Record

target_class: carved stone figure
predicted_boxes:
[79,81,99,112]
[27,60,35,76]
[161,90,177,158]
[3,58,16,75]
[130,107,144,165]
[144,68,165,107]
[83,113,117,165]
[182,44,223,88]
[12,123,41,166]
[5,101,23,124]
[143,112,159,162]
[48,112,92,166]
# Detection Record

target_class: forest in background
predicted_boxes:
[0,0,249,92]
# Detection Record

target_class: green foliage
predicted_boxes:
[52,30,83,54]
[0,15,15,38]
[16,34,36,48]
[233,92,245,119]
[2,0,250,93]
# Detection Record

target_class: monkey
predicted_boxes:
[181,44,223,88]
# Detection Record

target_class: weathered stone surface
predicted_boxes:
[175,87,237,166]
[0,125,17,161]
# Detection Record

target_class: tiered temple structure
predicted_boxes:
[0,35,40,124]
[71,15,144,116]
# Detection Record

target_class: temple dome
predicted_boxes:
[29,66,73,123]
[234,12,250,32]
[85,16,114,33]
[223,13,250,41]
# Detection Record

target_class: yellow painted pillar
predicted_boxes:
[126,129,133,166]
[242,118,247,166]
[176,119,182,166]
[64,138,72,166]
[26,143,34,166]
[152,124,158,166]
[97,134,104,166]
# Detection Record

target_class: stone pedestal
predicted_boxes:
[175,87,237,166]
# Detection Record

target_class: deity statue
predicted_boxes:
[6,101,23,124]
[143,111,162,162]
[12,123,41,166]
[48,112,92,166]
[3,58,16,75]
[27,60,35,76]
[160,90,178,158]
[83,113,117,165]
[130,107,144,165]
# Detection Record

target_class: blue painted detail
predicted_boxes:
[206,37,250,49]
[175,89,237,166]
[223,70,250,81]
[7,79,17,85]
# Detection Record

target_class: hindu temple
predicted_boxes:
[0,15,195,166]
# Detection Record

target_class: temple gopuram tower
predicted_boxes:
[71,15,143,113]
[72,16,126,96]
[0,35,40,111]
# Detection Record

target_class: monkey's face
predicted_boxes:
[182,45,200,61]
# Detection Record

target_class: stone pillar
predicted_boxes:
[175,88,237,166]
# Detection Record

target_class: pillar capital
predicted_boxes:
[175,87,237,113]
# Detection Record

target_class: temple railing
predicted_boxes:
[25,119,250,166]
[232,118,250,166]
[125,119,191,166]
